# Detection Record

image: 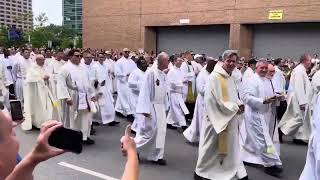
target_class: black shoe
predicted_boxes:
[107,121,120,126]
[151,159,167,166]
[82,138,95,145]
[92,122,100,126]
[181,126,188,131]
[194,172,209,180]
[293,139,308,145]
[116,111,126,118]
[127,114,134,122]
[264,166,283,178]
[131,129,136,135]
[167,124,177,130]
[90,129,96,135]
[239,175,249,180]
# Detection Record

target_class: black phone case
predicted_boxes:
[48,128,83,154]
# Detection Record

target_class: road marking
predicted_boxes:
[58,162,120,180]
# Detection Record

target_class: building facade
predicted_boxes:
[83,0,320,59]
[0,0,33,31]
[63,0,82,35]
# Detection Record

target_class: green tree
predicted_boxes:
[34,13,49,28]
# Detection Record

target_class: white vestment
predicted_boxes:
[2,57,14,86]
[104,58,117,93]
[128,68,146,131]
[12,58,33,102]
[287,64,312,141]
[242,67,254,84]
[299,92,320,180]
[272,66,286,94]
[0,59,9,109]
[181,61,197,100]
[134,68,168,161]
[114,57,137,116]
[92,62,116,124]
[57,62,95,141]
[241,73,282,167]
[195,65,247,180]
[183,69,209,143]
[22,64,56,130]
[167,66,189,127]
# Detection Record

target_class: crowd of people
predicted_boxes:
[0,46,319,180]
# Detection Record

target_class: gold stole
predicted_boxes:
[186,63,197,103]
[217,74,229,155]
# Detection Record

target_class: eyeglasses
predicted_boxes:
[74,54,82,57]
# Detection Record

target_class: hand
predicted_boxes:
[28,121,65,164]
[143,113,150,117]
[66,99,73,106]
[43,75,50,81]
[91,96,97,102]
[300,104,306,111]
[263,96,276,104]
[237,105,245,114]
[120,125,137,157]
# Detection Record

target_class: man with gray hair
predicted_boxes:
[134,52,169,165]
[241,60,283,178]
[194,50,248,180]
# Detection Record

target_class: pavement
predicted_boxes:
[17,116,308,180]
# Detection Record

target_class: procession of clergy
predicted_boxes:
[0,46,320,180]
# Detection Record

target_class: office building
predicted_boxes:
[63,0,82,35]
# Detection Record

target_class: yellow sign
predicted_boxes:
[269,10,283,20]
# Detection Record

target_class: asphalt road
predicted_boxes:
[16,116,308,180]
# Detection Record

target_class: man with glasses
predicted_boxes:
[57,49,96,145]
[114,48,137,122]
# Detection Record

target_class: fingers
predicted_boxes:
[41,121,63,140]
[125,125,132,137]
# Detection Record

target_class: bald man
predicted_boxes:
[241,61,283,178]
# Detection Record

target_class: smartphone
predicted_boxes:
[10,100,24,121]
[48,127,83,154]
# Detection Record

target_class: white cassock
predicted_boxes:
[242,67,254,84]
[22,64,57,130]
[195,65,247,180]
[114,57,137,116]
[183,68,209,143]
[57,62,95,141]
[284,64,312,141]
[92,62,116,124]
[166,66,189,128]
[128,68,146,131]
[0,59,9,109]
[240,73,282,167]
[12,57,33,102]
[104,58,117,93]
[134,68,168,161]
[273,66,286,94]
[2,57,15,87]
[181,61,197,100]
[299,87,320,180]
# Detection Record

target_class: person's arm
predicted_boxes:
[121,125,139,180]
[6,121,65,180]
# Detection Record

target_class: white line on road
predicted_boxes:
[58,162,120,180]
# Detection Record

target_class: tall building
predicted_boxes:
[0,0,33,31]
[63,0,82,35]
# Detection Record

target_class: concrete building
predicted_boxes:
[83,0,320,59]
[63,0,82,35]
[0,0,33,31]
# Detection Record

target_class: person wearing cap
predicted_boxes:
[240,60,283,178]
[114,48,137,121]
[194,50,248,180]
[166,56,190,131]
[22,54,58,130]
[104,51,117,94]
[183,57,217,143]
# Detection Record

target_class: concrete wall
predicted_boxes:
[83,0,320,58]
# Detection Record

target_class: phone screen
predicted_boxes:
[48,127,83,154]
[10,100,23,121]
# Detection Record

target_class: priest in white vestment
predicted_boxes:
[92,53,117,126]
[300,75,320,180]
[194,50,248,180]
[57,50,96,145]
[283,54,313,144]
[114,48,137,121]
[128,59,148,132]
[12,49,33,102]
[104,51,117,93]
[22,55,57,130]
[242,59,257,84]
[0,54,9,109]
[167,57,189,130]
[241,61,283,178]
[134,52,169,166]
[1,49,15,100]
[183,58,217,143]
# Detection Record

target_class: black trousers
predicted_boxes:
[185,102,195,120]
[277,101,287,142]
[8,84,16,100]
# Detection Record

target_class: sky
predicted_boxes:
[32,0,63,25]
